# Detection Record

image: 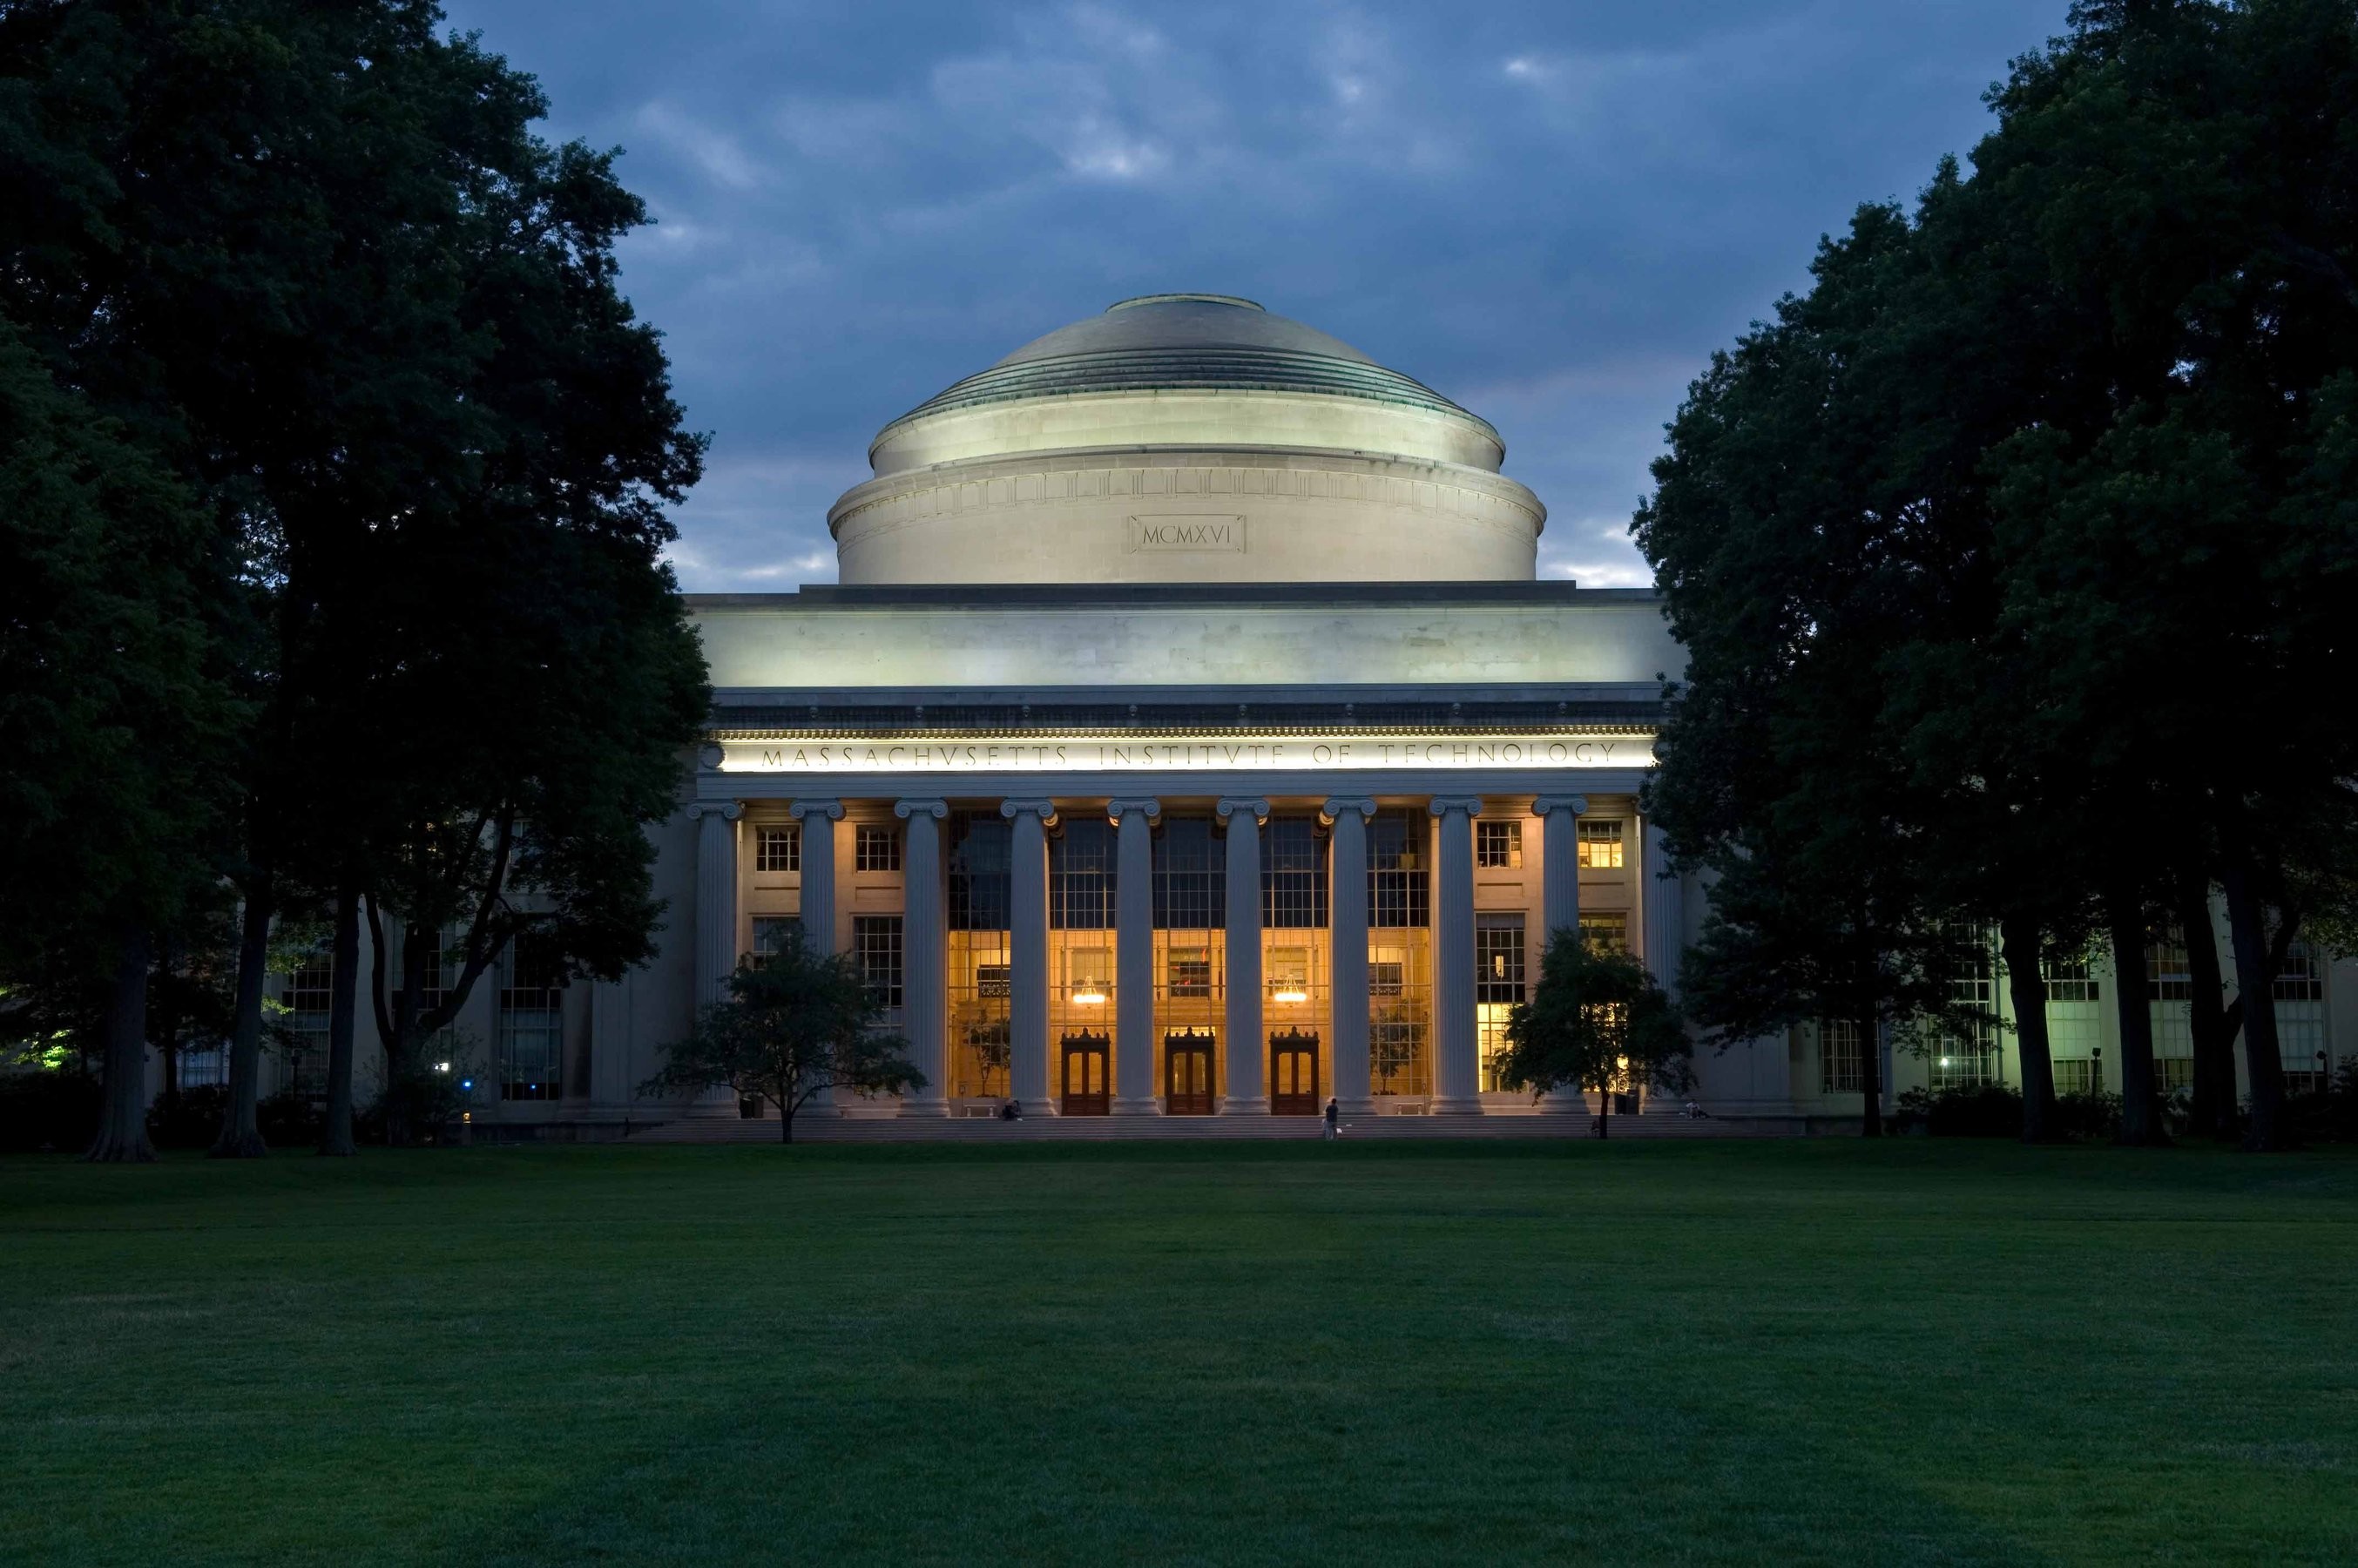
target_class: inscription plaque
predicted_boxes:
[1128,514,1247,553]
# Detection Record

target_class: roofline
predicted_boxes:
[686,583,1661,610]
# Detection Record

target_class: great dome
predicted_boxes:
[829,294,1546,585]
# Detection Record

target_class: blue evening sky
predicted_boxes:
[439,1,2068,591]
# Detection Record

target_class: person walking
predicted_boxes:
[1322,1097,1340,1141]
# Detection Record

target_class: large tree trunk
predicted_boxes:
[86,928,156,1163]
[212,875,274,1158]
[319,883,361,1157]
[1856,1012,1882,1138]
[2178,874,2239,1141]
[2107,892,2165,1146]
[2000,914,2059,1143]
[2219,848,2290,1152]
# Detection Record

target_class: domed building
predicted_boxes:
[623,291,1742,1130]
[227,296,2348,1133]
[829,294,1545,585]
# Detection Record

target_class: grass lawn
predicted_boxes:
[3,1140,2355,1566]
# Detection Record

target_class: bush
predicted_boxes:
[147,1085,231,1149]
[356,1070,470,1146]
[257,1090,324,1147]
[2052,1090,2123,1142]
[0,1070,101,1153]
[1895,1083,2024,1137]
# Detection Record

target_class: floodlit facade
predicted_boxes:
[206,294,2355,1132]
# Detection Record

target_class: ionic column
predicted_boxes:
[1324,797,1376,1116]
[1109,798,1160,1114]
[895,800,949,1118]
[789,800,845,1118]
[788,800,844,953]
[1429,795,1483,1115]
[1530,795,1590,1113]
[1639,814,1685,1000]
[1003,800,1057,1114]
[1218,796,1270,1115]
[687,801,743,1005]
[1531,795,1588,949]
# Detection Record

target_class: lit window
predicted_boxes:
[2145,935,2192,1001]
[1268,947,1311,1004]
[1577,819,1625,868]
[1476,915,1525,1004]
[855,824,902,874]
[755,824,800,873]
[1578,910,1628,954]
[1478,1004,1517,1092]
[1368,959,1405,998]
[1067,948,1111,1005]
[855,916,902,1007]
[1929,923,1998,1089]
[975,963,1011,998]
[1476,821,1522,869]
[1167,949,1213,998]
[1821,1019,1862,1094]
[1368,810,1429,928]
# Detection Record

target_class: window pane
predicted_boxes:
[755,824,801,873]
[855,916,903,1008]
[855,823,902,874]
[1577,820,1625,868]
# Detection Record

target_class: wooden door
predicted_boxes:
[1165,1030,1215,1115]
[1270,1029,1320,1115]
[1060,1031,1111,1116]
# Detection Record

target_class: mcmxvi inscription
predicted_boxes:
[1129,514,1247,552]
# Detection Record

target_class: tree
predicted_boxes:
[1495,929,1691,1139]
[0,2,708,1158]
[0,321,235,1161]
[645,935,926,1145]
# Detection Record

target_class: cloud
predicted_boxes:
[443,0,2071,594]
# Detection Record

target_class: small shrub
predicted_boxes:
[2052,1090,2122,1142]
[1896,1083,2024,1137]
[257,1090,324,1146]
[148,1085,231,1149]
[357,1070,471,1146]
[0,1070,101,1153]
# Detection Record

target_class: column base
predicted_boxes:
[1111,1097,1163,1116]
[1428,1096,1484,1116]
[898,1097,950,1119]
[1220,1096,1270,1116]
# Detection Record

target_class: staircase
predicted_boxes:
[627,1105,1793,1143]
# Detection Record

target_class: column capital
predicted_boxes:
[1215,796,1271,825]
[1427,795,1484,818]
[686,801,743,822]
[788,799,843,822]
[1000,798,1059,828]
[893,799,949,821]
[1320,795,1378,824]
[1106,797,1161,824]
[1530,794,1590,818]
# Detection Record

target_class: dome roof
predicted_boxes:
[875,294,1496,449]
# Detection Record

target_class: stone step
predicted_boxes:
[626,1110,1786,1143]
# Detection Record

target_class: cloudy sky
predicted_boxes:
[440,0,2068,591]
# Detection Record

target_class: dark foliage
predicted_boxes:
[0,1070,100,1153]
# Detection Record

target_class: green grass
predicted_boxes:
[3,1140,2355,1566]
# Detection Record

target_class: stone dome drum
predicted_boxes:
[828,294,1547,585]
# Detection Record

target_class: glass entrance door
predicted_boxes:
[1060,1031,1110,1116]
[1270,1029,1320,1115]
[1165,1029,1215,1115]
